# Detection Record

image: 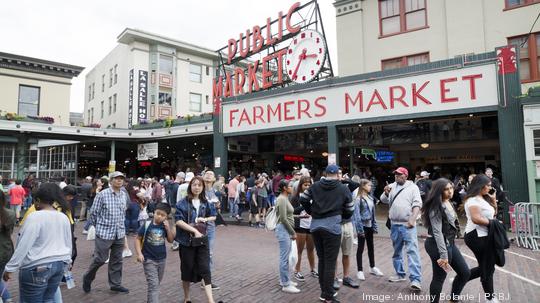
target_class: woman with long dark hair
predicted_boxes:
[290,176,317,281]
[421,179,470,303]
[175,176,218,303]
[3,183,72,302]
[0,191,16,303]
[463,174,498,303]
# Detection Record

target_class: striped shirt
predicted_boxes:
[89,187,127,240]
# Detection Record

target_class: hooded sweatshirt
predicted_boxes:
[299,178,354,234]
[380,180,422,224]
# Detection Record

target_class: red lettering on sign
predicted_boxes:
[285,2,301,34]
[389,85,408,109]
[314,97,327,117]
[412,81,431,106]
[275,48,287,84]
[253,106,265,124]
[247,60,260,93]
[345,91,363,113]
[238,109,252,126]
[227,39,237,65]
[239,30,251,58]
[212,76,223,101]
[462,74,482,100]
[265,17,277,46]
[440,77,458,103]
[262,55,273,89]
[234,68,245,95]
[252,25,264,53]
[267,103,282,123]
[366,89,387,111]
[224,72,233,98]
[297,99,312,119]
[283,101,295,121]
[229,109,239,128]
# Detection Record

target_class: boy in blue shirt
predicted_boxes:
[135,202,175,303]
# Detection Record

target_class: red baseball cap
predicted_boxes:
[393,167,409,177]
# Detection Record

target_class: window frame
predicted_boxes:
[159,54,174,75]
[113,94,117,113]
[18,85,41,117]
[378,0,428,38]
[101,74,105,92]
[189,93,202,112]
[114,64,118,84]
[508,32,540,83]
[189,63,202,83]
[381,52,430,70]
[108,96,112,116]
[109,68,113,87]
[504,0,540,10]
[100,101,104,119]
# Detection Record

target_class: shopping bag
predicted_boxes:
[289,240,298,270]
[86,225,96,241]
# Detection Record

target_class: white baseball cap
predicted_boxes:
[420,171,430,177]
[185,172,195,182]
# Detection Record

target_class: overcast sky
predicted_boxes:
[1,0,338,113]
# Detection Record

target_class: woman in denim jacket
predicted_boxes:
[352,178,384,281]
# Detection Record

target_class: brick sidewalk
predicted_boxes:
[5,222,540,303]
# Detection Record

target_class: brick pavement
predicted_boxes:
[5,221,540,303]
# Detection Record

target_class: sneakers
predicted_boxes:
[356,271,365,281]
[212,284,220,291]
[332,278,340,290]
[410,281,422,291]
[319,292,339,301]
[370,267,384,276]
[311,270,319,278]
[105,258,109,264]
[122,249,133,258]
[82,274,91,293]
[281,285,301,294]
[342,277,359,289]
[82,229,89,235]
[294,272,305,282]
[110,286,129,293]
[388,275,406,282]
[171,241,179,251]
[280,281,298,287]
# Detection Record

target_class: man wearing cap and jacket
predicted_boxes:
[299,164,355,303]
[83,171,130,294]
[380,167,423,291]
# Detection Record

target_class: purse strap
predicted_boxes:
[389,188,405,207]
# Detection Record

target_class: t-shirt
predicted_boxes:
[464,196,495,237]
[192,199,201,215]
[8,185,25,205]
[138,222,168,260]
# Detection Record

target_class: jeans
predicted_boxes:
[228,197,237,216]
[18,260,65,303]
[207,222,216,270]
[54,287,62,303]
[390,224,422,283]
[275,223,292,287]
[425,238,470,303]
[465,229,495,300]
[143,258,166,303]
[312,228,341,300]
[0,280,11,301]
[83,236,124,288]
[357,226,375,271]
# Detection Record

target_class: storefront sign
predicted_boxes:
[215,157,221,168]
[284,155,305,162]
[108,160,116,173]
[222,64,498,134]
[128,69,134,128]
[138,70,148,122]
[137,142,158,161]
[328,153,336,165]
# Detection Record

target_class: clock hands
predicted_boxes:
[291,48,318,80]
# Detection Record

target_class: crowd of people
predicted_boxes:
[0,164,509,303]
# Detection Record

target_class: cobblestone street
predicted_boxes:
[5,222,540,303]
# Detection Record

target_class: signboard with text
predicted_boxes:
[138,70,148,123]
[137,142,158,161]
[222,64,498,134]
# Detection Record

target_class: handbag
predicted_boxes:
[385,187,405,230]
[188,201,208,247]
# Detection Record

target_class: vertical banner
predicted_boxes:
[328,153,336,165]
[128,69,134,129]
[138,70,148,123]
[108,160,116,174]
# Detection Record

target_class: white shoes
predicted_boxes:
[82,229,88,235]
[370,267,384,276]
[281,285,301,293]
[356,271,365,281]
[122,249,133,258]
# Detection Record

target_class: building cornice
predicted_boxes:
[0,52,84,79]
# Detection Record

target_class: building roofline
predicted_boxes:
[117,28,219,59]
[0,51,84,78]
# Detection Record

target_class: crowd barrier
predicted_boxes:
[509,202,540,250]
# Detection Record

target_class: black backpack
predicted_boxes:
[417,179,430,197]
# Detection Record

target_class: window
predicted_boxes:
[109,68,113,87]
[113,94,117,113]
[159,55,173,74]
[534,129,540,157]
[18,85,40,116]
[382,52,429,70]
[100,101,104,118]
[91,108,94,123]
[505,0,540,9]
[87,109,91,125]
[379,0,427,36]
[114,64,118,84]
[190,63,202,82]
[206,95,209,104]
[159,92,172,106]
[206,65,210,76]
[112,123,116,128]
[189,93,202,112]
[101,74,105,92]
[91,83,95,100]
[508,33,540,82]
[88,85,92,101]
[108,97,112,115]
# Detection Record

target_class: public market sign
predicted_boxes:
[222,64,498,134]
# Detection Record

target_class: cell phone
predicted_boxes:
[489,188,496,195]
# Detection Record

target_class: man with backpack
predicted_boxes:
[298,165,355,303]
[416,171,432,202]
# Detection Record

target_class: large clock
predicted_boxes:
[285,29,327,84]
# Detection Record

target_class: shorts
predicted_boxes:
[340,222,354,256]
[249,202,258,214]
[10,204,21,214]
[294,227,311,234]
[257,196,268,209]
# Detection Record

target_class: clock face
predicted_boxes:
[285,29,327,84]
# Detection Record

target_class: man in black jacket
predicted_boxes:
[299,165,355,303]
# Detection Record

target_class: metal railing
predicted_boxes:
[509,202,540,250]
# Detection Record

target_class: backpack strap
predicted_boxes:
[141,220,151,250]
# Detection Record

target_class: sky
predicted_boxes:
[0,0,338,113]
